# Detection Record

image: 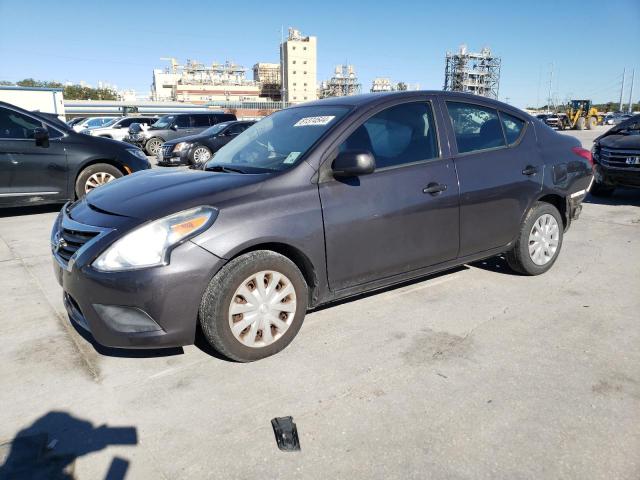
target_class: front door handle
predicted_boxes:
[522,165,538,176]
[423,182,447,195]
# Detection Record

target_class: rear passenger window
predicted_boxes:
[175,116,191,128]
[500,112,525,145]
[339,102,439,169]
[192,115,210,127]
[446,102,506,154]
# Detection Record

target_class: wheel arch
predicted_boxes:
[72,158,129,198]
[229,242,319,307]
[535,192,568,229]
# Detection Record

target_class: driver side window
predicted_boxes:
[338,101,439,169]
[0,108,43,139]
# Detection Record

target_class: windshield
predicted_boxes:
[202,122,232,136]
[204,106,350,172]
[612,115,640,134]
[151,115,175,129]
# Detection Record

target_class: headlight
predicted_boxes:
[93,206,217,272]
[173,142,190,152]
[126,148,147,160]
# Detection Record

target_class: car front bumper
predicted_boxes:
[52,207,226,349]
[595,163,640,188]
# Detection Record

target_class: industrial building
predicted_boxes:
[281,28,318,104]
[151,58,261,103]
[370,78,394,93]
[443,45,501,99]
[320,65,361,98]
[253,62,281,100]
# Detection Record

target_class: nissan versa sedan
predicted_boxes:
[51,92,593,362]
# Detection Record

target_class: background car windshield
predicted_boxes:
[205,106,349,171]
[152,116,174,129]
[202,122,232,136]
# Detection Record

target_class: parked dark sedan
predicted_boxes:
[0,101,150,208]
[591,114,640,195]
[157,120,256,167]
[51,91,593,362]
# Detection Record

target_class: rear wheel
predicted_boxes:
[505,202,563,276]
[199,251,308,362]
[587,116,597,130]
[75,163,122,198]
[144,137,163,156]
[576,117,586,130]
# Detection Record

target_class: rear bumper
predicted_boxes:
[53,240,226,349]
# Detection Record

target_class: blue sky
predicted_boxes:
[0,0,638,107]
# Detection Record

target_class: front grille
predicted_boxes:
[56,227,99,264]
[599,148,640,169]
[161,144,173,158]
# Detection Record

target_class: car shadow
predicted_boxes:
[0,411,137,480]
[469,254,521,275]
[0,203,63,218]
[69,320,185,359]
[584,189,640,207]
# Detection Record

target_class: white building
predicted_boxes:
[281,28,317,104]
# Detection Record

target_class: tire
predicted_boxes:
[144,137,163,156]
[190,145,212,166]
[587,116,597,130]
[74,163,123,198]
[505,202,564,276]
[199,250,308,362]
[590,180,615,197]
[576,117,586,130]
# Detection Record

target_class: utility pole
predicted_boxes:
[628,69,635,113]
[280,25,286,109]
[547,63,553,111]
[619,68,626,112]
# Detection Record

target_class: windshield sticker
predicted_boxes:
[283,152,301,164]
[293,116,335,127]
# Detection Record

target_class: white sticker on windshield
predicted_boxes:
[293,116,335,127]
[283,152,301,164]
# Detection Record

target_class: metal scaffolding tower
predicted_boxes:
[443,45,501,99]
[320,65,361,98]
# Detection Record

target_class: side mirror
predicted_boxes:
[34,127,50,148]
[170,124,179,131]
[332,150,375,177]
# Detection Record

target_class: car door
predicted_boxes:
[168,115,194,140]
[191,115,211,135]
[0,106,67,206]
[443,99,541,257]
[319,99,460,291]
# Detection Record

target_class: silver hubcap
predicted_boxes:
[228,270,297,348]
[193,147,211,163]
[148,140,161,155]
[85,172,116,193]
[528,214,560,265]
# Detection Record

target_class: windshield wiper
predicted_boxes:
[204,165,247,174]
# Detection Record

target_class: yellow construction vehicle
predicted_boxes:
[557,100,601,130]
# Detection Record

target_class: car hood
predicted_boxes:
[164,133,212,146]
[598,134,640,150]
[82,168,267,220]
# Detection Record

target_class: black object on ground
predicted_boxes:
[271,417,301,452]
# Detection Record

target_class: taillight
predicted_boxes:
[571,146,593,166]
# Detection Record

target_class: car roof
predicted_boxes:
[297,90,529,117]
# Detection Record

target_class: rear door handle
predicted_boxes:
[522,165,538,176]
[423,182,447,195]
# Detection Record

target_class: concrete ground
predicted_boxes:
[0,127,638,479]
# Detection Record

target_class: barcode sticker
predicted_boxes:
[293,116,335,127]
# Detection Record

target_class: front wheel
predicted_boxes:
[199,251,308,362]
[75,163,122,198]
[144,137,163,156]
[505,202,563,275]
[190,145,212,166]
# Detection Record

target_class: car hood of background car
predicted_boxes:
[164,133,214,146]
[598,134,640,150]
[81,169,267,220]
